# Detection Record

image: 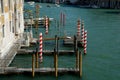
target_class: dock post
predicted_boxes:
[74,35,77,53]
[79,51,82,77]
[48,17,50,27]
[55,50,58,77]
[54,35,58,77]
[77,19,81,36]
[35,48,39,68]
[54,48,56,68]
[76,49,79,69]
[32,52,35,77]
[74,35,79,68]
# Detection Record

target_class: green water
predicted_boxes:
[1,3,120,80]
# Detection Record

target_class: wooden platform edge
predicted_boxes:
[1,67,79,75]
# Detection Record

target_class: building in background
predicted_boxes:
[89,0,120,9]
[73,0,120,9]
[0,0,24,58]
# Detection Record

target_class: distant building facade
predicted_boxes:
[89,0,120,8]
[74,0,120,9]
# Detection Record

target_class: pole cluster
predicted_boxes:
[77,20,87,55]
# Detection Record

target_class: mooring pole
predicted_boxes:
[54,48,56,68]
[79,51,82,77]
[32,52,35,77]
[74,35,77,53]
[55,50,58,77]
[55,35,58,77]
[76,49,79,69]
[74,35,79,69]
[35,48,39,68]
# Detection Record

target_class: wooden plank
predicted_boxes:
[17,49,74,55]
[63,36,82,45]
[3,67,79,74]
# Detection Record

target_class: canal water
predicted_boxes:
[0,3,120,80]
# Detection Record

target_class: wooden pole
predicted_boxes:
[55,51,58,77]
[54,48,56,68]
[54,35,58,77]
[32,53,35,77]
[79,51,82,77]
[76,49,79,69]
[35,4,40,68]
[74,35,77,53]
[35,48,39,68]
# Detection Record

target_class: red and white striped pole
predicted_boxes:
[45,16,48,34]
[81,21,85,44]
[39,33,43,62]
[77,19,81,36]
[84,30,87,54]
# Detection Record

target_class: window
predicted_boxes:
[8,0,11,10]
[12,14,14,33]
[10,21,11,32]
[12,26,14,33]
[19,13,20,28]
[2,25,5,37]
[1,0,4,13]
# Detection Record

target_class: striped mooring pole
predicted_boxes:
[39,33,43,62]
[81,21,85,44]
[77,19,81,36]
[45,16,48,34]
[83,30,87,54]
[81,21,87,54]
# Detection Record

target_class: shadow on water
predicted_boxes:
[105,11,120,14]
[0,73,82,80]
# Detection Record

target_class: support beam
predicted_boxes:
[54,35,58,77]
[79,51,82,77]
[35,48,39,68]
[76,49,79,69]
[55,51,58,77]
[74,35,77,53]
[32,52,35,77]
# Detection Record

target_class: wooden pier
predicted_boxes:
[24,17,54,26]
[0,35,84,77]
[17,49,74,55]
[2,67,79,74]
[63,36,82,46]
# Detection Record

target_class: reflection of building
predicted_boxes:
[0,0,24,58]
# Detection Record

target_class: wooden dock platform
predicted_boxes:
[63,36,82,46]
[24,17,54,26]
[2,67,79,74]
[17,49,74,55]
